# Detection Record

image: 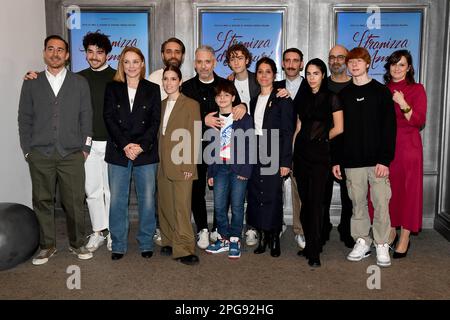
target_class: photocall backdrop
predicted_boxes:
[336,10,423,82]
[68,11,150,77]
[199,11,284,79]
[65,8,424,84]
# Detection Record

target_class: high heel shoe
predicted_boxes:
[270,232,281,257]
[393,241,410,259]
[388,234,399,251]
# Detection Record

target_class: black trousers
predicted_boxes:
[192,163,208,232]
[323,169,353,238]
[294,142,329,260]
[191,163,217,233]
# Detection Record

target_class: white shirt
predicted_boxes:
[254,94,270,135]
[162,100,176,135]
[128,86,137,111]
[199,77,214,84]
[91,64,109,72]
[148,68,166,101]
[286,76,303,99]
[219,114,233,159]
[234,78,251,112]
[45,67,67,96]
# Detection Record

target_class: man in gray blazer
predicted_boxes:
[18,35,93,265]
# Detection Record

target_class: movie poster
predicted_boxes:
[336,11,423,82]
[68,11,150,76]
[200,11,284,79]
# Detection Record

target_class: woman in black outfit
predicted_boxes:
[294,58,343,267]
[246,57,295,257]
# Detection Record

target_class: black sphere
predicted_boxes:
[0,203,39,271]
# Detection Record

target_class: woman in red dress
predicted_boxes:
[383,50,427,258]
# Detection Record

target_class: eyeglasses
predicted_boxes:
[329,55,346,62]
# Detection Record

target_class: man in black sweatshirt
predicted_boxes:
[77,32,116,253]
[332,47,396,268]
[323,45,354,249]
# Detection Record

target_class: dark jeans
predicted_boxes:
[108,162,157,253]
[212,165,248,239]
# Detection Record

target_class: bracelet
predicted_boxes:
[401,106,411,114]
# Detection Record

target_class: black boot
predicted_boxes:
[270,232,281,257]
[254,230,268,254]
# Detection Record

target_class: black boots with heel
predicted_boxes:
[269,232,281,257]
[254,230,268,254]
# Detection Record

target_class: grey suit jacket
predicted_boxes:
[18,70,92,157]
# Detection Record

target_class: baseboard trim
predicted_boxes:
[434,213,450,241]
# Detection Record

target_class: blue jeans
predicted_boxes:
[213,165,248,239]
[108,161,157,253]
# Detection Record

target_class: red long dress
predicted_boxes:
[387,79,427,232]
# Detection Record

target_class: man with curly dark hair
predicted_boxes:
[77,32,116,253]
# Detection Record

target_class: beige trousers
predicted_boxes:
[345,167,391,246]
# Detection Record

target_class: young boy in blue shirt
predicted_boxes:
[205,82,254,259]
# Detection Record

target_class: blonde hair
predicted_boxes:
[113,46,146,82]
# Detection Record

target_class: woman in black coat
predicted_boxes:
[103,46,161,260]
[246,57,295,257]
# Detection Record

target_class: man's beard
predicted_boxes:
[331,63,346,74]
[164,58,181,68]
[89,59,105,68]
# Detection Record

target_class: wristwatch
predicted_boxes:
[401,106,412,114]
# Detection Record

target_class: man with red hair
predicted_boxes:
[332,47,396,267]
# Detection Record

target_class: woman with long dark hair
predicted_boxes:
[383,50,427,258]
[294,58,343,267]
[246,57,295,257]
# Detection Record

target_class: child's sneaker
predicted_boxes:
[228,237,241,259]
[205,236,229,254]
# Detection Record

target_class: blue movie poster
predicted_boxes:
[68,12,149,76]
[200,12,283,79]
[336,11,422,82]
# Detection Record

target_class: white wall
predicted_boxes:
[0,0,46,206]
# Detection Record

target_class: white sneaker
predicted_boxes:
[153,228,162,246]
[347,238,371,261]
[106,233,112,251]
[69,246,93,260]
[295,234,306,249]
[197,228,210,249]
[245,229,258,246]
[209,229,219,243]
[376,243,391,267]
[85,232,105,253]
